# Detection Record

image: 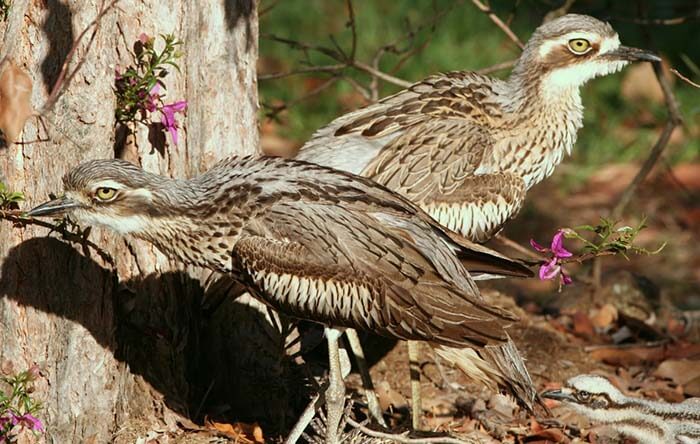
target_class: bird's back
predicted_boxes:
[297,71,506,175]
[198,156,517,347]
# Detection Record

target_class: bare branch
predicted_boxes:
[262,76,339,120]
[352,60,411,88]
[470,0,524,49]
[0,211,115,266]
[476,59,516,75]
[671,68,700,88]
[345,417,478,444]
[543,0,577,23]
[346,0,357,62]
[612,61,683,218]
[611,13,700,26]
[258,64,346,81]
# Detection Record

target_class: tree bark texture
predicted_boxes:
[0,1,299,442]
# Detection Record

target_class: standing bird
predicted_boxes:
[297,13,660,242]
[543,374,700,444]
[28,156,536,444]
[294,13,660,424]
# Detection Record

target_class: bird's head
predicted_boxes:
[27,159,177,235]
[542,374,626,415]
[513,14,660,95]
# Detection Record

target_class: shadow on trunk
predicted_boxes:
[0,237,312,434]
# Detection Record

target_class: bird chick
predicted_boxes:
[543,374,700,444]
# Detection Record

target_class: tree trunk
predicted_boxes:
[0,1,290,442]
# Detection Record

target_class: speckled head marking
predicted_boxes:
[511,14,659,98]
[543,374,700,444]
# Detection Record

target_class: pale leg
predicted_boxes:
[345,328,387,427]
[325,328,346,444]
[408,340,422,430]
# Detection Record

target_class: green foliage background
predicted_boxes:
[259,0,700,186]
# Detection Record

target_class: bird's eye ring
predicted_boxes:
[577,390,591,401]
[95,187,118,201]
[568,38,591,54]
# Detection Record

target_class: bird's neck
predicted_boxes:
[494,69,584,189]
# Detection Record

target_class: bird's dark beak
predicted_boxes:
[26,196,83,217]
[605,45,661,63]
[541,388,576,403]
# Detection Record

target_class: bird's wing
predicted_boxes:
[296,71,503,175]
[231,197,514,348]
[361,118,492,202]
[297,71,524,242]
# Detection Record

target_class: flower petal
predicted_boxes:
[551,230,573,258]
[561,271,573,285]
[539,258,560,281]
[530,238,548,252]
[22,414,44,432]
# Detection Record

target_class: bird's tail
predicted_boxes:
[433,335,540,411]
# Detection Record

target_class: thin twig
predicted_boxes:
[611,61,683,218]
[39,0,121,114]
[258,64,346,80]
[346,0,357,62]
[352,60,411,88]
[0,211,114,266]
[259,1,458,108]
[345,417,476,444]
[543,0,577,23]
[671,68,700,88]
[470,0,524,49]
[475,59,516,75]
[494,234,541,261]
[611,13,700,26]
[263,76,339,120]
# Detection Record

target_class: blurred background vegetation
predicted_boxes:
[257,0,700,188]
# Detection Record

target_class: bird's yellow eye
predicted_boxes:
[568,38,591,54]
[95,187,117,201]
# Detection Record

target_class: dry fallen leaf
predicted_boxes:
[523,427,571,443]
[205,419,264,444]
[654,359,700,386]
[0,59,33,144]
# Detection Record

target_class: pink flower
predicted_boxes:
[160,100,187,145]
[17,413,43,432]
[530,229,573,285]
[0,411,18,428]
[145,84,161,112]
[138,33,150,45]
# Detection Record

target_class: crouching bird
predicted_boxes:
[28,156,537,443]
[543,374,700,444]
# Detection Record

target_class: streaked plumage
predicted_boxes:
[28,156,537,414]
[296,14,659,242]
[543,374,700,444]
[54,157,514,345]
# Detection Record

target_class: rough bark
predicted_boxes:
[0,1,281,442]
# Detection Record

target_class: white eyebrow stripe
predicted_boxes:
[129,188,154,200]
[93,180,126,190]
[90,181,154,200]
